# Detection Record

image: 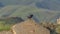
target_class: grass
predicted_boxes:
[55,25,60,34]
[0,5,60,31]
[0,21,13,31]
[0,5,60,23]
[0,25,11,31]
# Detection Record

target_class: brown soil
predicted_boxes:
[12,19,50,34]
[0,31,12,34]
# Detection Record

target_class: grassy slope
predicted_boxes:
[0,5,60,22]
[8,6,60,22]
[0,5,60,31]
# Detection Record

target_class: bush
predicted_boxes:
[55,25,60,34]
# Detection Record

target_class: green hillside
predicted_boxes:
[0,5,60,31]
[0,5,60,22]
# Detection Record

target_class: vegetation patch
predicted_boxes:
[0,17,24,31]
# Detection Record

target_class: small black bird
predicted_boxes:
[28,14,33,19]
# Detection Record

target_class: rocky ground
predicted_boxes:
[0,19,50,34]
[11,19,50,34]
[0,31,12,34]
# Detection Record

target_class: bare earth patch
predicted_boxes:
[12,19,50,34]
[0,31,12,34]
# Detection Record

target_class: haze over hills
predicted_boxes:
[0,0,36,5]
[0,0,60,23]
[0,5,60,23]
[35,0,60,11]
[0,0,60,11]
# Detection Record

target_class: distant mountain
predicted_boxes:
[0,2,5,8]
[0,0,36,5]
[0,0,60,11]
[0,0,60,22]
[35,0,60,11]
[0,5,60,23]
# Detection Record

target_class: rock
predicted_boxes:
[0,31,13,34]
[12,19,50,34]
